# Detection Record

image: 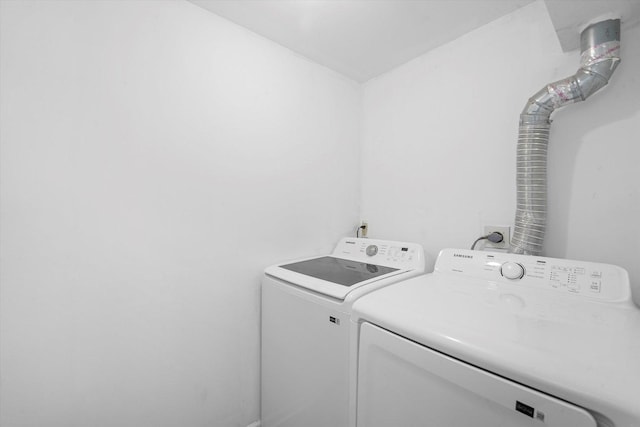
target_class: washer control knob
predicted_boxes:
[366,245,378,257]
[501,262,525,280]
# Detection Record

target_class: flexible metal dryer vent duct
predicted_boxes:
[509,19,621,255]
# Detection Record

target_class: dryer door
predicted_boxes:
[357,322,597,427]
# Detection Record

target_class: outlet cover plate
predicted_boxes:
[483,225,510,249]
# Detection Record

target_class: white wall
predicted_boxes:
[361,0,640,304]
[2,0,639,425]
[0,1,360,426]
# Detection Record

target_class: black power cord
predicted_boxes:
[356,224,367,238]
[470,232,504,250]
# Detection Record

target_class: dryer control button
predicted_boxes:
[366,245,378,256]
[501,262,525,280]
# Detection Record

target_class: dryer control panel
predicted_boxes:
[435,248,631,303]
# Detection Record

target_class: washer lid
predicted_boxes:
[267,256,408,300]
[265,237,426,300]
[280,256,398,287]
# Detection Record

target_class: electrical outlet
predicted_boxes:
[483,225,510,249]
[361,220,368,238]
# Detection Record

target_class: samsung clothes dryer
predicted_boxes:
[351,248,640,427]
[261,237,426,427]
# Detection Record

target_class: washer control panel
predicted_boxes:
[366,245,379,257]
[333,238,426,271]
[436,248,631,303]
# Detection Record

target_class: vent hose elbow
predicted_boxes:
[510,19,621,255]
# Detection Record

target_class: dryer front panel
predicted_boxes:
[356,322,597,427]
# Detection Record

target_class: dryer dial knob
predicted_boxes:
[366,245,378,256]
[501,262,525,280]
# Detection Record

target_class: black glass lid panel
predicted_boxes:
[280,256,398,287]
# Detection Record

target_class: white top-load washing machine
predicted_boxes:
[261,237,426,427]
[351,248,640,427]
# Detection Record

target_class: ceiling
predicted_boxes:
[189,0,640,83]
